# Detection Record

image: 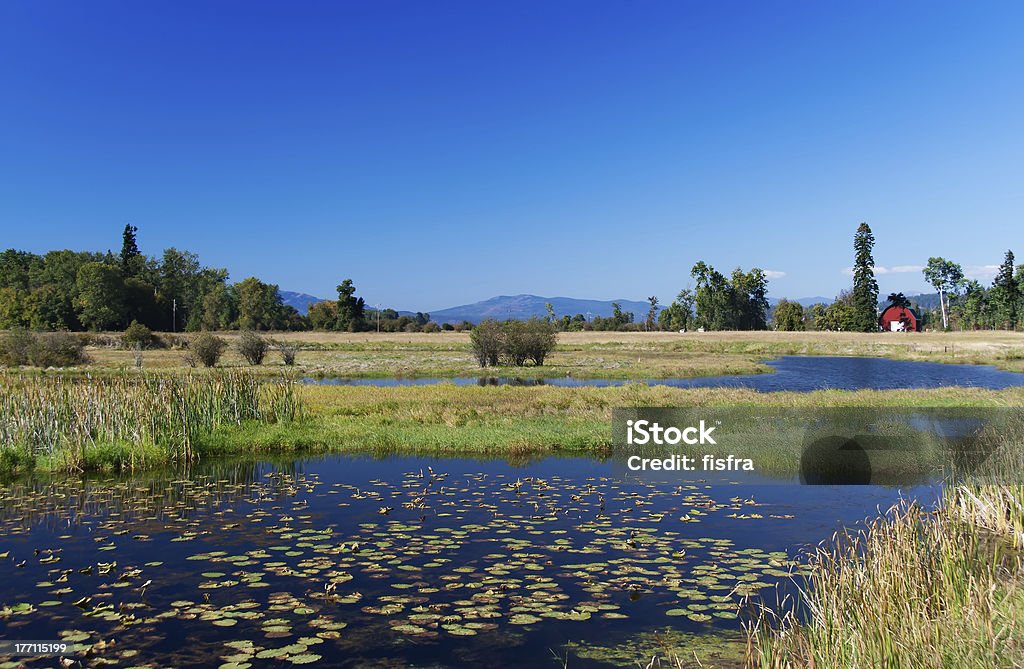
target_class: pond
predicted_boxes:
[304,356,1024,392]
[0,454,938,668]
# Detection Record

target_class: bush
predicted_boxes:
[0,328,33,366]
[275,340,297,366]
[161,333,188,350]
[32,331,88,367]
[122,320,155,349]
[237,330,269,366]
[522,318,557,365]
[189,332,226,367]
[470,320,503,366]
[422,322,441,333]
[469,319,558,367]
[0,329,88,367]
[501,320,530,366]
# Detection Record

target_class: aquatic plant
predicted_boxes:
[0,372,303,473]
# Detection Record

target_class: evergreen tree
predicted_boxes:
[850,223,879,331]
[990,250,1018,329]
[120,224,142,276]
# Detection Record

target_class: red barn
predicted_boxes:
[879,304,920,332]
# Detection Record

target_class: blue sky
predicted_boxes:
[1,1,1021,311]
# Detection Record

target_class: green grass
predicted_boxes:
[5,376,1023,475]
[181,383,1024,462]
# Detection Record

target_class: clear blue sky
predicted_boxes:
[1,1,1021,311]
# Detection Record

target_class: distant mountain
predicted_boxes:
[768,296,834,308]
[427,295,657,324]
[280,291,327,315]
[888,293,941,310]
[282,291,839,322]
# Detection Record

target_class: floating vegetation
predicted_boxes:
[0,456,852,668]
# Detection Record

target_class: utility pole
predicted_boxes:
[172,298,177,332]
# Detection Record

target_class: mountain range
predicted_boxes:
[278,291,325,316]
[281,292,839,323]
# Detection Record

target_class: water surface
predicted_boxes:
[0,454,936,668]
[304,356,1024,392]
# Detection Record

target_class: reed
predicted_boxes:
[745,481,1024,668]
[0,372,303,473]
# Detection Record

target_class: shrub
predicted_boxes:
[237,330,269,366]
[189,332,226,367]
[29,331,88,367]
[0,328,33,366]
[501,320,530,366]
[162,334,188,350]
[122,320,155,349]
[276,340,297,366]
[523,318,557,366]
[468,319,558,367]
[422,322,441,333]
[469,320,503,366]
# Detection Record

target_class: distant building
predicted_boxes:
[878,304,920,332]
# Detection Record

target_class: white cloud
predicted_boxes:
[964,264,1000,281]
[842,265,922,276]
[763,270,786,279]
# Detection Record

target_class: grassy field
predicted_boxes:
[69,329,1024,378]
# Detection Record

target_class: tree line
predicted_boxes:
[772,242,1024,332]
[0,225,423,333]
[4,222,1021,335]
[0,226,302,332]
[644,222,1024,333]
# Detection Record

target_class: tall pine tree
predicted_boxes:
[120,224,142,277]
[990,250,1018,329]
[851,222,879,331]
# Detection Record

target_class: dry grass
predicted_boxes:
[58,330,1024,378]
[747,432,1024,669]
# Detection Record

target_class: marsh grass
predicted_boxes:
[746,438,1024,668]
[203,383,1024,460]
[3,377,1021,473]
[0,372,302,474]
